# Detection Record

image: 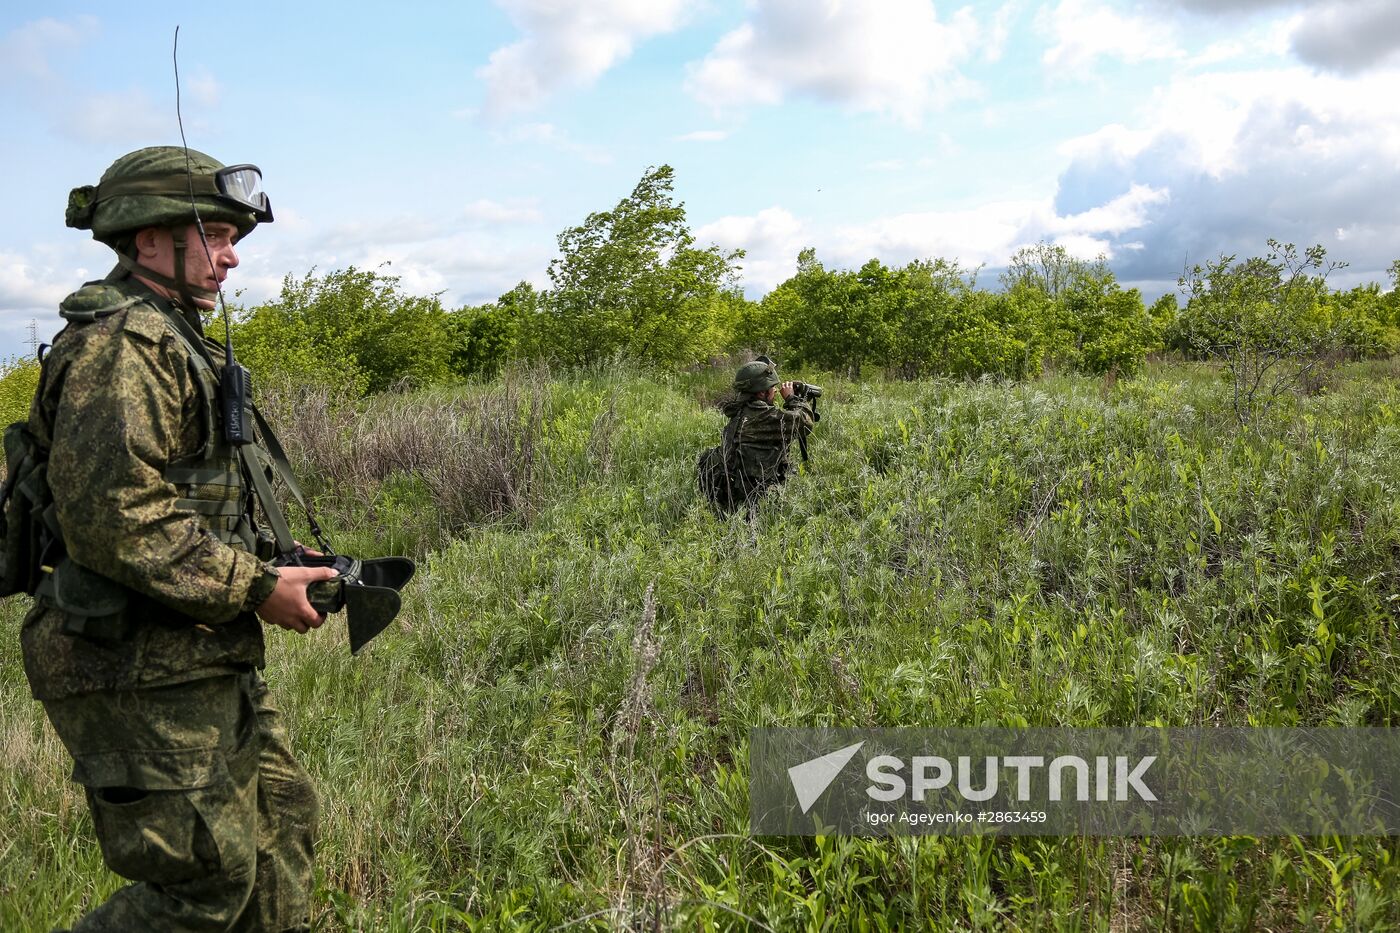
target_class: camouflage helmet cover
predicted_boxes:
[65,146,265,246]
[734,359,780,394]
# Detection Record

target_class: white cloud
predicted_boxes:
[1160,0,1400,73]
[1039,0,1183,75]
[1051,64,1400,288]
[0,16,98,82]
[696,184,1169,294]
[462,199,544,224]
[1064,67,1400,176]
[61,88,170,145]
[492,122,612,164]
[675,130,730,142]
[985,2,1022,63]
[0,240,113,355]
[1045,183,1170,235]
[686,0,983,124]
[478,0,690,116]
[1290,0,1400,73]
[0,249,74,312]
[697,207,808,293]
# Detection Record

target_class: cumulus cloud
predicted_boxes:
[478,0,690,116]
[0,250,74,313]
[700,53,1400,301]
[675,130,730,142]
[462,199,544,224]
[696,207,809,293]
[0,241,111,357]
[1161,0,1400,74]
[492,122,612,164]
[1051,65,1400,290]
[0,16,98,82]
[1038,0,1183,75]
[1290,0,1400,73]
[686,0,982,123]
[696,184,1169,295]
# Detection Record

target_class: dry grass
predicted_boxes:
[258,367,550,550]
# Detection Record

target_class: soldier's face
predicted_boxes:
[135,222,240,308]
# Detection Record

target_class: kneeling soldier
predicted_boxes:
[700,358,816,511]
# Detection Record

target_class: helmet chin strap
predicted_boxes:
[112,227,218,307]
[169,226,203,310]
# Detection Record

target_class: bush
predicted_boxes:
[0,356,40,430]
[1177,241,1350,425]
[232,266,454,395]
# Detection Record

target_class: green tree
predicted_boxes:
[1000,242,1105,300]
[450,281,541,378]
[0,355,40,429]
[536,165,743,367]
[232,265,454,395]
[1179,241,1345,425]
[1063,268,1154,376]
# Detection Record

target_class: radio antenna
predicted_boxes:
[173,26,254,449]
[173,25,235,368]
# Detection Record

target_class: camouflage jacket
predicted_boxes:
[720,395,815,486]
[20,273,277,700]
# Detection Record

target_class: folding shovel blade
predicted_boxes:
[345,585,403,655]
[360,556,416,590]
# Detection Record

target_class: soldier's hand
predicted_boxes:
[779,381,796,400]
[256,566,339,634]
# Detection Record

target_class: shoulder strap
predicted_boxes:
[157,308,330,556]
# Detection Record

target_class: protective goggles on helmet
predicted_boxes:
[93,163,274,222]
[212,164,272,219]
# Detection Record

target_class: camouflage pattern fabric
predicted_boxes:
[65,146,262,246]
[21,274,269,701]
[43,669,318,931]
[20,269,315,929]
[719,394,815,495]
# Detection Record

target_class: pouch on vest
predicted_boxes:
[49,557,131,642]
[0,421,60,598]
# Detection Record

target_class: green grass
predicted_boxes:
[4,361,1400,930]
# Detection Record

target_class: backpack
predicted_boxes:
[0,420,59,597]
[697,412,750,512]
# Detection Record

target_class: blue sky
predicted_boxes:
[3,0,1399,358]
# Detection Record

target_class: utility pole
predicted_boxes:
[26,319,38,357]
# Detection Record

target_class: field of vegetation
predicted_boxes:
[4,354,1400,930]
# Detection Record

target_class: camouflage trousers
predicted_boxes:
[43,669,319,932]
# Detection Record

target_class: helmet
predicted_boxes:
[734,359,779,394]
[65,146,272,246]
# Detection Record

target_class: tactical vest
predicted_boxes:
[54,290,264,554]
[161,320,262,553]
[4,287,278,641]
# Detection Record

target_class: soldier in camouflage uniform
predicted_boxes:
[22,147,336,931]
[717,359,816,503]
